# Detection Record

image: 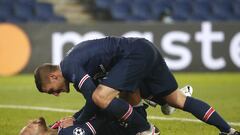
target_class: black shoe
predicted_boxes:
[219,130,240,135]
[154,125,160,135]
[233,131,240,135]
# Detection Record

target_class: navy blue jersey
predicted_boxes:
[60,36,178,124]
[60,36,149,123]
[60,36,145,91]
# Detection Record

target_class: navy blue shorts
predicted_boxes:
[140,58,178,97]
[101,38,178,97]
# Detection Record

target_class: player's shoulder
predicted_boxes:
[59,59,73,82]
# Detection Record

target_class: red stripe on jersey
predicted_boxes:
[86,122,96,135]
[78,74,90,89]
[121,105,133,121]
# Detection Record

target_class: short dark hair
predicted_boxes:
[34,63,58,92]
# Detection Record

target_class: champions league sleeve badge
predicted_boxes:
[73,127,85,135]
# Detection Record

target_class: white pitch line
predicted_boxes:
[1,104,240,127]
[0,104,77,113]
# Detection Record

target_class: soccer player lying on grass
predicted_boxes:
[20,85,191,135]
[19,102,160,135]
[23,74,161,135]
[58,103,160,135]
[56,85,192,135]
[57,89,160,135]
[19,85,191,135]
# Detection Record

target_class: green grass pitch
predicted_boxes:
[0,73,239,135]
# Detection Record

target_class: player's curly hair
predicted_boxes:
[34,63,58,92]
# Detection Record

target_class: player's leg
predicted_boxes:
[163,89,239,134]
[146,85,193,115]
[220,130,240,135]
[119,90,161,135]
[119,89,142,106]
[92,84,151,133]
[92,47,160,135]
[146,56,239,134]
[97,101,161,135]
[161,85,193,115]
[134,102,161,135]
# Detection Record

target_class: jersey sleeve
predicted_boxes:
[61,58,96,97]
[74,71,101,124]
[75,70,101,124]
[73,68,95,100]
[61,59,99,124]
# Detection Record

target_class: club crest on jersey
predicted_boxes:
[73,127,85,135]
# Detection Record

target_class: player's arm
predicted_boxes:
[72,107,84,119]
[74,72,100,125]
[61,60,100,125]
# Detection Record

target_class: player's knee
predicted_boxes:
[92,85,120,109]
[164,89,186,109]
[92,89,113,109]
[92,90,107,109]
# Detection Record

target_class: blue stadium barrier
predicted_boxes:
[151,0,172,19]
[0,0,66,23]
[6,16,27,23]
[0,0,15,6]
[17,0,36,6]
[212,0,235,20]
[190,1,212,21]
[14,3,35,20]
[131,1,154,20]
[95,0,113,9]
[35,3,54,19]
[47,15,66,22]
[171,1,192,21]
[0,4,13,21]
[110,2,131,20]
[233,1,240,20]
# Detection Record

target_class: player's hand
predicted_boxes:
[60,117,75,128]
[60,116,75,121]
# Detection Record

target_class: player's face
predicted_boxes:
[42,75,70,96]
[19,117,47,135]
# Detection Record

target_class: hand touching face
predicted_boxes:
[60,116,75,128]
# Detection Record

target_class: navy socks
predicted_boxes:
[183,97,231,132]
[104,98,150,132]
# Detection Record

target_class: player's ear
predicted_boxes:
[48,73,57,82]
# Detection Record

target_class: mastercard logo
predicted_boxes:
[0,23,31,76]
